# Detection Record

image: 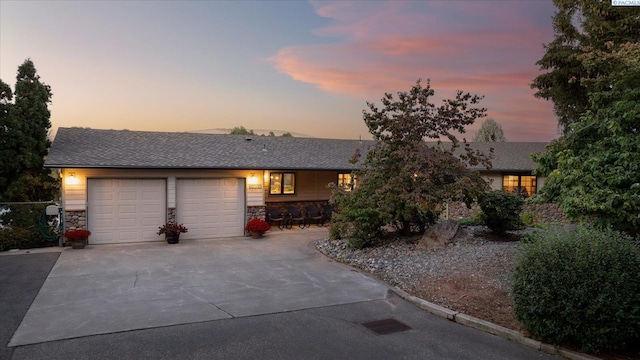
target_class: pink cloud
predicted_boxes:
[269,1,558,141]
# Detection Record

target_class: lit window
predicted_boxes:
[270,172,295,195]
[338,173,355,191]
[502,175,536,197]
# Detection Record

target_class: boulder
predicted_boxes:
[417,220,471,250]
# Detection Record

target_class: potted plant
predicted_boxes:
[63,229,92,249]
[245,218,271,239]
[157,222,188,244]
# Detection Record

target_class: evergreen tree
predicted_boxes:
[531,0,640,133]
[0,59,57,201]
[472,118,506,142]
[534,42,640,236]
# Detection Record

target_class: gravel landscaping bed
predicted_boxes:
[315,226,531,330]
[315,226,521,293]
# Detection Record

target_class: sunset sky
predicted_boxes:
[1,0,559,141]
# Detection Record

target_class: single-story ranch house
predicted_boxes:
[44,127,548,245]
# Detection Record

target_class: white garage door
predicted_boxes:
[88,178,166,244]
[177,178,245,239]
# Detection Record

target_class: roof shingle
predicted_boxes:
[44,128,548,172]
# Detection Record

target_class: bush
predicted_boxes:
[0,203,53,251]
[512,226,640,353]
[457,208,485,226]
[0,227,45,251]
[479,190,523,233]
[328,183,384,249]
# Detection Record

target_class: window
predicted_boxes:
[337,173,355,191]
[269,172,295,195]
[503,175,536,197]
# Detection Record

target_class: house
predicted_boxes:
[44,127,548,244]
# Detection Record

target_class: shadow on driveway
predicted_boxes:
[0,251,60,360]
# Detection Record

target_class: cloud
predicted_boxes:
[268,0,558,141]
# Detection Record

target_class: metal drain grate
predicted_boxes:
[361,319,412,335]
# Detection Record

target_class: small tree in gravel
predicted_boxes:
[330,79,492,247]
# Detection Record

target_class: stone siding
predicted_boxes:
[447,201,567,224]
[266,200,329,212]
[64,210,87,230]
[167,207,176,223]
[247,205,266,220]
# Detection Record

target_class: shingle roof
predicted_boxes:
[44,128,548,172]
[44,128,372,170]
[460,142,548,172]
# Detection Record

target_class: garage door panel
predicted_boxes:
[88,178,166,244]
[177,178,244,240]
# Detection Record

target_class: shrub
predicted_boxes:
[328,183,385,249]
[471,208,484,225]
[458,208,485,226]
[479,190,523,233]
[0,227,45,252]
[512,226,640,353]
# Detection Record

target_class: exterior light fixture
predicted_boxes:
[66,172,79,185]
[248,173,259,185]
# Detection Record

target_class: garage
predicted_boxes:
[88,178,167,244]
[176,178,245,240]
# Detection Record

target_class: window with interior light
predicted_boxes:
[269,172,295,195]
[502,175,536,197]
[338,173,355,191]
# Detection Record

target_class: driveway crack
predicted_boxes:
[183,288,234,318]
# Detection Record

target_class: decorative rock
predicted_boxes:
[417,220,471,250]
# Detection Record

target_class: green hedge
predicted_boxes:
[479,190,523,233]
[0,203,54,251]
[512,226,640,353]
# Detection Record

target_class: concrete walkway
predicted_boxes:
[10,227,389,346]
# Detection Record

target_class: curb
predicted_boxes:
[390,287,600,360]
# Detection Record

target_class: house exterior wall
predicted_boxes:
[264,170,338,203]
[60,168,265,231]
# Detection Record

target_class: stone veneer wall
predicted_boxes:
[64,210,87,230]
[167,208,176,223]
[447,201,567,224]
[247,205,266,220]
[265,200,330,211]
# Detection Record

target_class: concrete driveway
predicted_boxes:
[10,227,389,346]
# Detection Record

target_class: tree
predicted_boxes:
[281,132,292,137]
[0,80,13,193]
[534,42,640,236]
[229,126,255,135]
[330,79,492,246]
[472,118,506,142]
[531,0,640,133]
[0,59,57,202]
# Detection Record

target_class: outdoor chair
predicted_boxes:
[285,206,307,229]
[321,204,334,224]
[305,205,325,227]
[266,207,286,229]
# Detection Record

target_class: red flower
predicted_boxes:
[245,218,270,232]
[157,222,188,236]
[63,229,91,241]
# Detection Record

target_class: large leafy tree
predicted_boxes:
[531,0,640,133]
[331,79,492,246]
[535,42,640,236]
[0,59,57,202]
[472,118,506,142]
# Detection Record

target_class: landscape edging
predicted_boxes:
[390,287,600,360]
